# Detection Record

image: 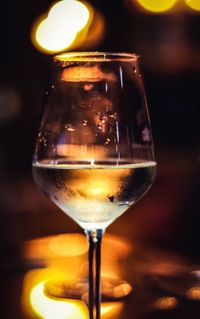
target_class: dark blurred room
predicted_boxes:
[1,0,200,318]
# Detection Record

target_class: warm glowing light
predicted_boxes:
[154,296,178,310]
[64,167,131,215]
[22,234,88,281]
[49,233,88,257]
[86,178,113,197]
[31,0,93,54]
[35,18,77,52]
[186,287,200,300]
[22,233,88,259]
[185,0,200,11]
[101,302,123,316]
[22,269,124,319]
[22,233,131,281]
[30,281,123,318]
[60,65,117,82]
[135,0,177,13]
[30,281,88,319]
[22,234,131,317]
[113,282,133,298]
[48,0,90,32]
[90,158,95,165]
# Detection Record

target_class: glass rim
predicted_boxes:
[54,51,139,62]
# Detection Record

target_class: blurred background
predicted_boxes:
[1,0,200,318]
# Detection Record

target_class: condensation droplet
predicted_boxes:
[104,138,111,145]
[142,127,151,142]
[98,124,102,130]
[99,114,108,125]
[107,111,118,121]
[79,102,87,108]
[64,124,76,132]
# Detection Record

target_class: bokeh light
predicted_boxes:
[185,0,200,11]
[35,17,77,52]
[30,281,88,319]
[22,269,124,319]
[48,0,90,32]
[186,287,200,300]
[31,0,93,54]
[135,0,177,13]
[48,233,88,257]
[154,296,178,310]
[30,281,123,319]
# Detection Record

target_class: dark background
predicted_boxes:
[1,1,200,318]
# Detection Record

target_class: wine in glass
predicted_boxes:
[32,52,156,319]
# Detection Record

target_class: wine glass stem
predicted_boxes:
[86,229,103,319]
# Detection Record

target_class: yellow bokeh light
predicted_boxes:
[30,281,123,319]
[185,0,200,11]
[30,281,88,319]
[135,0,177,13]
[48,0,90,32]
[22,269,123,319]
[35,18,77,52]
[31,0,93,54]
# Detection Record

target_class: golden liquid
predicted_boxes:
[33,161,156,229]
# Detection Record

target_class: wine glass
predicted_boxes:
[32,52,156,319]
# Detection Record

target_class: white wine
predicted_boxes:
[33,161,156,229]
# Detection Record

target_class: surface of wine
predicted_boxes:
[33,161,156,229]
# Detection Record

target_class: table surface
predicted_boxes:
[2,238,200,319]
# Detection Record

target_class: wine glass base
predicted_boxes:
[44,276,133,302]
